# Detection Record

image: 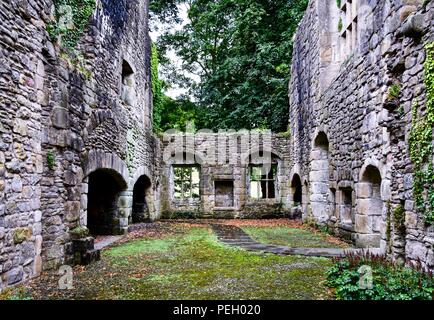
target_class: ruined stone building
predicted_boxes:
[0,0,433,291]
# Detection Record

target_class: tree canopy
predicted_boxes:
[150,0,308,133]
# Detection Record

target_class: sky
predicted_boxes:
[149,3,200,100]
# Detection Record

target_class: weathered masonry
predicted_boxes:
[1,0,434,291]
[0,0,160,290]
[289,0,434,268]
[160,131,294,219]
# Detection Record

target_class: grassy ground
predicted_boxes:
[241,226,350,249]
[0,223,334,300]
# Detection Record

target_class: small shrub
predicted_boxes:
[393,204,406,234]
[388,83,401,99]
[337,17,343,32]
[169,211,199,219]
[47,151,56,170]
[326,252,434,300]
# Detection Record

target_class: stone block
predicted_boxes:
[355,233,381,248]
[309,170,328,182]
[356,183,372,198]
[5,267,23,285]
[355,214,372,234]
[406,241,428,261]
[51,107,69,129]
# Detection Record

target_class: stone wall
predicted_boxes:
[0,0,160,291]
[289,0,434,269]
[160,131,294,219]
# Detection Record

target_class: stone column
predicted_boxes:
[117,190,133,235]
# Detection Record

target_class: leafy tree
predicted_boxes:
[152,0,308,132]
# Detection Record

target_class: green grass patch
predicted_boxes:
[242,226,348,249]
[2,227,333,300]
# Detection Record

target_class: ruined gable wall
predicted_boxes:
[289,0,434,269]
[160,132,293,219]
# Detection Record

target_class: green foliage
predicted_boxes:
[336,0,342,8]
[388,83,401,99]
[393,204,406,234]
[242,226,349,249]
[409,43,434,225]
[151,43,164,132]
[337,17,343,32]
[47,0,96,52]
[158,96,207,132]
[385,201,392,243]
[326,253,434,300]
[157,0,309,132]
[168,210,200,219]
[69,226,89,239]
[46,151,56,170]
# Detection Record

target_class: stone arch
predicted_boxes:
[309,131,330,224]
[244,148,284,165]
[81,150,131,235]
[355,164,383,248]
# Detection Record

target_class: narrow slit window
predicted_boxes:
[121,60,135,105]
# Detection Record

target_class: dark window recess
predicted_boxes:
[215,181,235,207]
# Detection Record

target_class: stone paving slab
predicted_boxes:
[211,223,381,258]
[94,236,123,251]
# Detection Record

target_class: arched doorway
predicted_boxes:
[132,175,152,223]
[291,174,302,206]
[356,165,382,248]
[310,132,330,223]
[87,169,127,235]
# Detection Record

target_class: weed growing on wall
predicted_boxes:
[47,0,96,52]
[409,42,434,225]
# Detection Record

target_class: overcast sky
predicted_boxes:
[150,4,200,100]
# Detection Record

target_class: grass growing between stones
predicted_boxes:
[241,226,350,249]
[0,225,333,300]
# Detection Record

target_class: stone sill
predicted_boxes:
[213,207,237,211]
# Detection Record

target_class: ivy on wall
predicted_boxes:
[151,43,164,132]
[409,42,434,225]
[47,0,96,52]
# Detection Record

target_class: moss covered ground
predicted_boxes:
[241,226,350,249]
[0,223,335,300]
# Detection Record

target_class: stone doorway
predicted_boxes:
[132,175,152,223]
[291,174,302,206]
[356,165,382,248]
[310,132,330,223]
[87,169,127,235]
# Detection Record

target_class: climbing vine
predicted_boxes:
[47,0,96,52]
[151,43,164,132]
[409,42,434,225]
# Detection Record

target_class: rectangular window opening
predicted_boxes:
[249,164,277,199]
[173,165,200,200]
